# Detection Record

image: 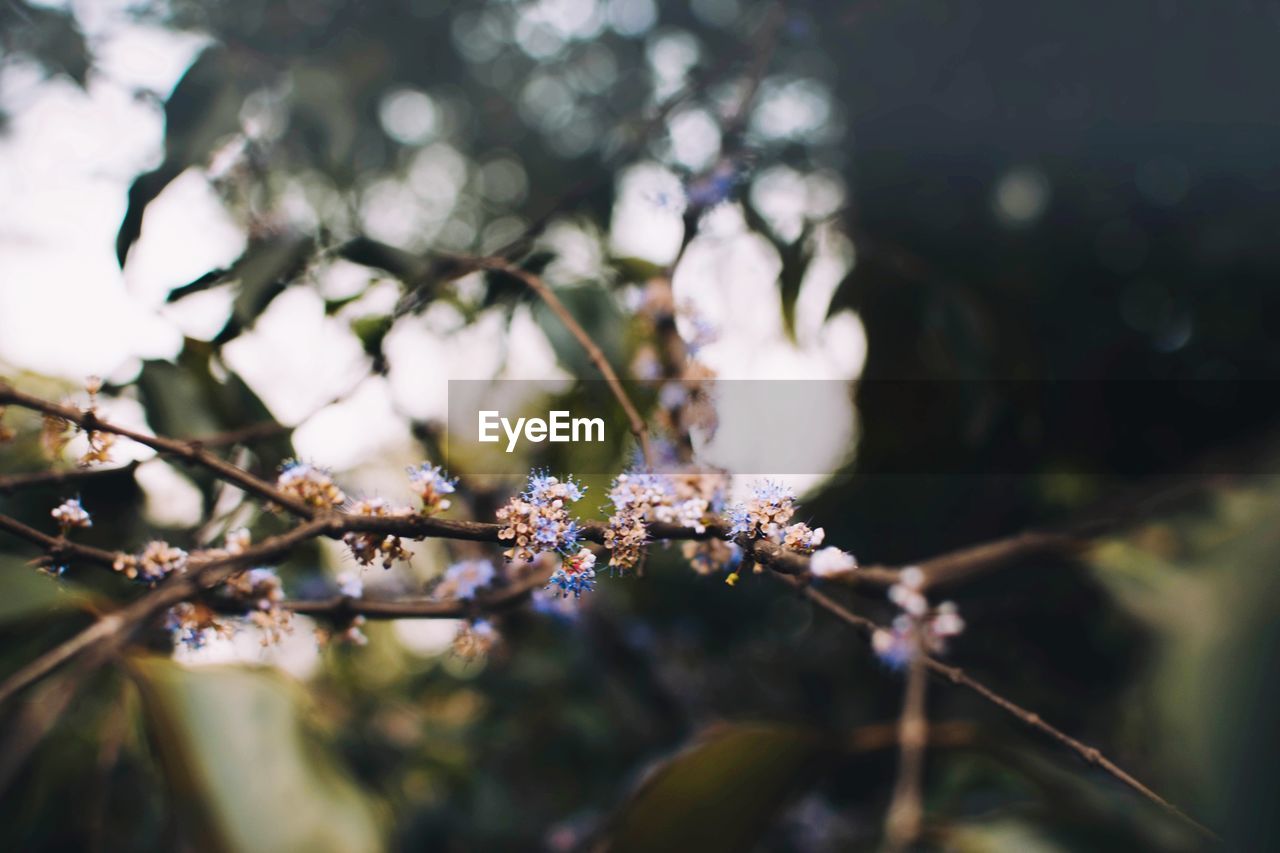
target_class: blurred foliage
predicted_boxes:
[2,0,1280,851]
[131,658,382,853]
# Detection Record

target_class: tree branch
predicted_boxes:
[470,258,655,468]
[0,383,313,517]
[795,582,1218,842]
[884,641,929,851]
[0,386,1220,842]
[0,517,335,706]
[0,512,118,568]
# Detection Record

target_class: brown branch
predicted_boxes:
[0,512,118,568]
[0,447,1220,844]
[0,383,313,518]
[794,582,1218,842]
[0,518,335,706]
[848,472,1234,592]
[884,641,929,851]
[0,385,1222,841]
[470,259,655,468]
[853,529,1085,591]
[846,720,976,754]
[261,562,556,621]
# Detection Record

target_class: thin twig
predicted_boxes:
[471,259,655,468]
[0,518,334,706]
[0,388,1219,841]
[795,582,1219,842]
[0,512,119,567]
[855,529,1085,591]
[884,642,929,850]
[0,383,313,517]
[252,561,556,621]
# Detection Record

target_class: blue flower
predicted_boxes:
[726,504,753,538]
[724,480,796,540]
[407,463,457,514]
[524,470,585,505]
[546,549,597,598]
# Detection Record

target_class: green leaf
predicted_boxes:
[117,48,254,266]
[135,357,225,441]
[334,236,431,283]
[223,235,316,341]
[131,658,382,853]
[0,557,89,624]
[600,723,828,853]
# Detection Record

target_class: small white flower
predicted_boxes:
[51,498,92,531]
[931,602,965,637]
[809,546,857,578]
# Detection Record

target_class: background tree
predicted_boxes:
[0,0,1277,850]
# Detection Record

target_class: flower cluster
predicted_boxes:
[603,511,648,572]
[436,559,496,600]
[407,462,456,515]
[602,471,663,572]
[51,497,91,532]
[871,567,965,669]
[342,497,415,568]
[496,472,585,562]
[452,618,498,658]
[277,460,346,509]
[603,469,725,573]
[166,602,226,650]
[656,470,723,532]
[726,481,796,540]
[781,522,825,554]
[546,547,596,598]
[224,567,292,646]
[113,541,189,584]
[720,481,856,586]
